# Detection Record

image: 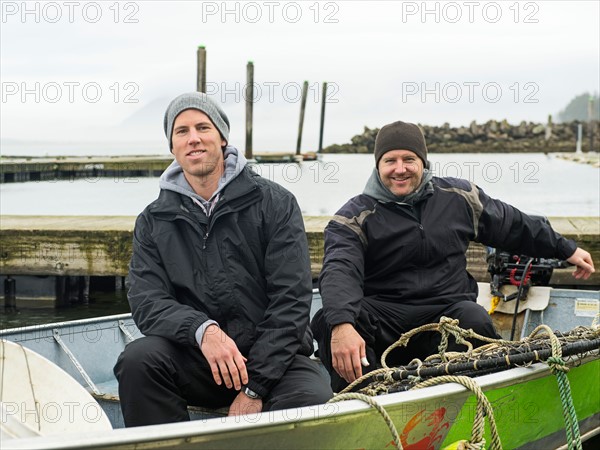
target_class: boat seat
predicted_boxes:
[0,340,113,437]
[94,379,120,398]
[92,377,227,426]
[476,282,551,314]
[0,402,41,439]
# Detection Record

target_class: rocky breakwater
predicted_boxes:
[323,120,599,154]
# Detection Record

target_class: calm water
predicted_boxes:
[1,153,599,217]
[1,153,598,328]
[0,290,131,330]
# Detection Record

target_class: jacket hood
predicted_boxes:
[158,145,247,203]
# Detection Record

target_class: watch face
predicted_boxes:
[244,387,260,399]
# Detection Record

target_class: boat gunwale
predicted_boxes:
[3,352,598,450]
[0,313,133,336]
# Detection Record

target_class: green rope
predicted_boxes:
[547,357,582,450]
[530,325,582,450]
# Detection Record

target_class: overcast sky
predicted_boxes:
[1,0,599,154]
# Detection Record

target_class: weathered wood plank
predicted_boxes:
[0,155,303,182]
[0,216,134,276]
[1,216,598,286]
[0,156,174,183]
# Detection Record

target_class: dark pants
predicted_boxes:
[114,336,333,427]
[311,298,500,392]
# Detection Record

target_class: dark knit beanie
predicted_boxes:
[374,121,428,166]
[164,92,230,151]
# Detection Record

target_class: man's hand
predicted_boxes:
[200,324,248,390]
[567,247,595,280]
[331,323,366,384]
[228,391,263,417]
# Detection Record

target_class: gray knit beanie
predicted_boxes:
[374,121,428,167]
[164,92,230,151]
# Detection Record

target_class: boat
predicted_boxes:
[1,284,599,450]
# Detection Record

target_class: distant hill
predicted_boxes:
[557,93,599,123]
[120,97,171,129]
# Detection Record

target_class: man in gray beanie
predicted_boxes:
[163,92,230,150]
[311,120,595,391]
[115,92,332,426]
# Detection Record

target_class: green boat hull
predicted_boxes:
[2,285,599,449]
[442,357,600,449]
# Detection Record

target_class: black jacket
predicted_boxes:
[128,166,314,397]
[319,177,577,327]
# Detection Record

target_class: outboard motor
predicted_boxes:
[485,215,571,340]
[486,215,570,301]
[486,249,569,301]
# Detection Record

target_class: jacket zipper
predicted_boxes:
[188,184,260,250]
[416,216,425,292]
[404,204,425,238]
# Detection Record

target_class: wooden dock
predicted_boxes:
[0,156,173,183]
[1,215,598,286]
[555,152,600,168]
[0,153,318,183]
[252,152,318,163]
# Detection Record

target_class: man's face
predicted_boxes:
[378,149,424,197]
[171,109,227,182]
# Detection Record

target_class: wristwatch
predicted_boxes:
[242,386,261,400]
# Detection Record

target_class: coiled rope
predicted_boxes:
[327,315,599,450]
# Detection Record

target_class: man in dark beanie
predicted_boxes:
[373,120,429,168]
[311,120,595,391]
[115,92,332,426]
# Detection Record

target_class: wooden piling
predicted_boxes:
[55,276,70,307]
[80,276,90,304]
[545,114,552,142]
[576,123,583,153]
[318,82,328,153]
[588,97,595,152]
[296,81,309,156]
[245,61,254,160]
[4,276,16,312]
[197,45,207,93]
